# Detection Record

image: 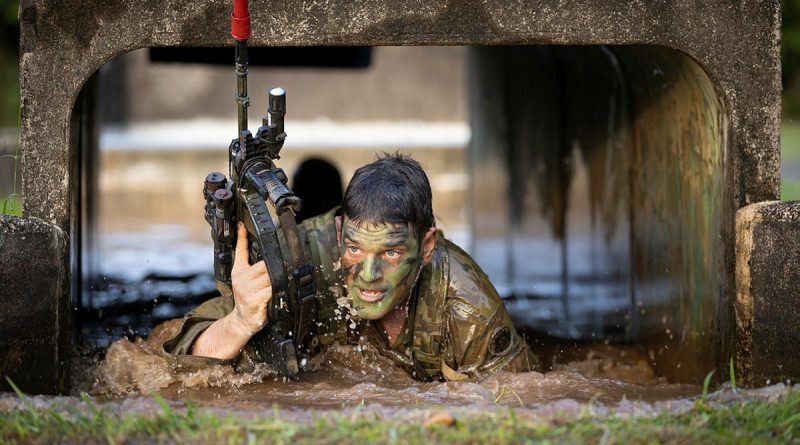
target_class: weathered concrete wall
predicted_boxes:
[0,216,69,394]
[19,0,780,229]
[15,0,781,392]
[736,202,800,387]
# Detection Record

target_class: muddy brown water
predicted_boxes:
[78,319,700,413]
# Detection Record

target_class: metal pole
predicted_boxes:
[231,0,251,133]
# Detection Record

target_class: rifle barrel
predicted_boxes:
[235,40,249,134]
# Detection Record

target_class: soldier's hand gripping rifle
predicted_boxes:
[201,0,317,378]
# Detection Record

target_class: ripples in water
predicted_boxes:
[83,319,700,411]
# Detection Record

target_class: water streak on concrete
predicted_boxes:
[468,46,727,383]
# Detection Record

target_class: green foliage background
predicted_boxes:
[782,1,800,200]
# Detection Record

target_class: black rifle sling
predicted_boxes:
[278,210,317,351]
[242,190,299,377]
[243,191,286,292]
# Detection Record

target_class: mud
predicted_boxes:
[81,318,699,413]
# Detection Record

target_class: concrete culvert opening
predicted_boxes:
[467,45,728,384]
[71,44,727,397]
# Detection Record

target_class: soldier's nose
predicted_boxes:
[359,255,383,282]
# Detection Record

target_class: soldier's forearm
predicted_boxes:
[191,311,255,360]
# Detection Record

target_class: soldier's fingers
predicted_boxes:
[253,287,272,303]
[239,260,267,280]
[247,263,268,280]
[234,222,250,269]
[251,261,269,280]
[251,276,272,290]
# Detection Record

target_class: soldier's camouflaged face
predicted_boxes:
[339,217,423,320]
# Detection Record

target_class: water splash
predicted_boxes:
[87,320,698,408]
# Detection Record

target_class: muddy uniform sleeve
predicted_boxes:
[161,285,237,371]
[440,244,537,380]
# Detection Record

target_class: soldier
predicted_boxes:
[163,153,537,381]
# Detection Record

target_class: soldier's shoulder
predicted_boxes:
[300,206,340,261]
[439,236,503,320]
[300,206,339,235]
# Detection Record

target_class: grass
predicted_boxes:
[1,379,799,445]
[0,193,20,216]
[700,370,715,404]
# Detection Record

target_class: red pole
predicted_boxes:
[231,0,251,41]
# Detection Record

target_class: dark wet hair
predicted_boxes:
[342,152,435,240]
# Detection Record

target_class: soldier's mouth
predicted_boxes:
[357,288,386,303]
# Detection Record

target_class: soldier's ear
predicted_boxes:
[420,227,437,265]
[335,216,342,245]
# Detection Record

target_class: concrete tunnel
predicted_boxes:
[67,43,731,385]
[3,0,789,394]
[468,45,728,383]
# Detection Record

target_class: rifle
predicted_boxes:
[202,0,317,378]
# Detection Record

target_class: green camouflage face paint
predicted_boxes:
[339,218,422,320]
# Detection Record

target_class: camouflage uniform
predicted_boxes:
[163,207,537,381]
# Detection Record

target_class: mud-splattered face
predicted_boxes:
[339,218,423,320]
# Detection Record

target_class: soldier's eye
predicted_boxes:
[347,245,360,254]
[386,250,400,258]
